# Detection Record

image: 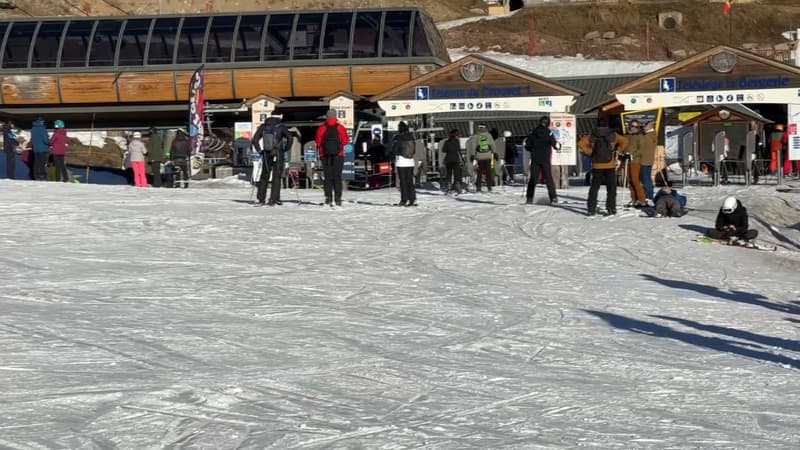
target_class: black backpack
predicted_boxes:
[397,136,415,159]
[591,131,615,163]
[322,124,341,156]
[260,124,283,155]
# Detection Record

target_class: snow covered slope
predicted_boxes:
[1,179,799,448]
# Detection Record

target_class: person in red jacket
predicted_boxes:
[50,119,69,182]
[314,109,350,206]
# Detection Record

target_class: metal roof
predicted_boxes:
[553,74,641,116]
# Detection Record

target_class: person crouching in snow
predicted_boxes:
[707,196,757,242]
[653,186,687,218]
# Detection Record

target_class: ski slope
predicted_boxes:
[1,179,799,449]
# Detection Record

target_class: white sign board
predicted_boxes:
[549,112,577,166]
[617,88,800,110]
[379,96,575,118]
[251,100,275,129]
[328,95,355,130]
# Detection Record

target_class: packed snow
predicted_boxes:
[1,178,799,448]
[437,10,521,31]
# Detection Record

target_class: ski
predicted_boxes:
[695,235,777,252]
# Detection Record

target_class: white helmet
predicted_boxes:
[503,130,512,138]
[722,196,737,214]
[132,131,142,139]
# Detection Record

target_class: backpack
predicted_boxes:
[591,131,614,163]
[322,124,341,157]
[398,136,415,159]
[476,134,491,153]
[260,124,282,155]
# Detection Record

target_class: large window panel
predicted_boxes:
[382,11,411,58]
[88,20,121,66]
[31,21,65,68]
[147,17,178,64]
[234,15,265,62]
[322,12,352,59]
[118,19,151,66]
[176,17,209,64]
[411,12,432,57]
[292,13,322,60]
[264,14,292,61]
[206,16,236,63]
[61,20,94,67]
[352,12,381,58]
[2,22,37,68]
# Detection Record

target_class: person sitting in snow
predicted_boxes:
[707,196,758,242]
[653,186,687,218]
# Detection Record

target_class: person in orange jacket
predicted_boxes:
[578,117,629,216]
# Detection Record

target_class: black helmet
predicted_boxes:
[539,116,551,128]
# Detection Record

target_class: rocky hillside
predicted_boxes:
[2,0,798,61]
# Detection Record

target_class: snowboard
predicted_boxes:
[695,235,777,252]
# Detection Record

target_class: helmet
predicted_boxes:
[503,130,512,138]
[539,116,551,128]
[133,131,142,139]
[776,124,784,131]
[54,120,64,128]
[722,196,737,214]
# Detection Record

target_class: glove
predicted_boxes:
[472,160,477,167]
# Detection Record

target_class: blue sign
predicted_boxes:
[342,142,355,181]
[303,147,317,162]
[415,86,430,100]
[659,77,676,93]
[428,85,534,99]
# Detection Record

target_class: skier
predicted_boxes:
[441,129,463,194]
[147,127,164,188]
[525,116,559,205]
[503,130,516,185]
[253,114,293,206]
[3,121,18,179]
[128,131,148,187]
[30,117,50,181]
[50,120,69,183]
[469,124,496,192]
[578,117,628,216]
[707,196,758,242]
[392,121,417,206]
[314,109,349,206]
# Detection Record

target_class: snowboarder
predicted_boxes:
[707,196,758,242]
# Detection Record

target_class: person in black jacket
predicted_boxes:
[169,130,191,188]
[441,129,463,194]
[708,196,758,241]
[524,116,559,205]
[503,130,516,185]
[252,115,294,206]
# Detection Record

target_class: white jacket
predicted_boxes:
[128,139,148,162]
[396,155,416,168]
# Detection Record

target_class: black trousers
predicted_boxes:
[445,163,462,193]
[33,152,48,181]
[53,155,68,182]
[322,156,343,204]
[398,166,417,204]
[5,149,15,179]
[504,162,515,184]
[475,159,493,190]
[708,229,758,241]
[257,155,283,204]
[150,161,162,187]
[588,168,617,213]
[527,161,557,202]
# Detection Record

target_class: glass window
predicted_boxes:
[88,20,121,67]
[176,17,209,64]
[411,12,432,57]
[234,15,265,62]
[382,11,411,57]
[61,20,94,67]
[31,21,65,68]
[322,12,352,59]
[147,17,178,64]
[118,19,151,66]
[292,13,322,60]
[352,12,380,58]
[264,14,292,61]
[206,16,236,63]
[420,13,448,60]
[3,22,37,68]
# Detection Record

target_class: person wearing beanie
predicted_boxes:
[128,131,148,187]
[314,108,350,206]
[50,120,69,182]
